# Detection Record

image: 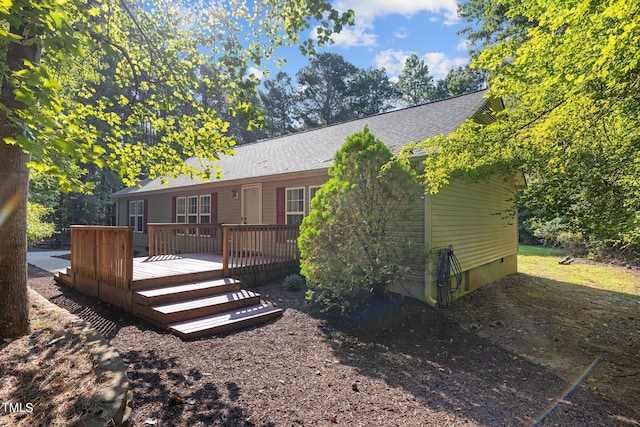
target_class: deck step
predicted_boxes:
[141,290,262,324]
[132,269,225,291]
[168,304,283,339]
[54,270,73,287]
[132,278,242,307]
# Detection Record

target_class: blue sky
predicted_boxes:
[254,0,471,83]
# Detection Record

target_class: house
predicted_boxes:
[110,89,520,309]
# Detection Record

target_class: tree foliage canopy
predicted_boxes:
[0,0,353,339]
[1,0,354,188]
[295,52,358,127]
[394,54,435,107]
[415,0,640,250]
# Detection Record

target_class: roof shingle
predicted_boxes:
[112,90,489,197]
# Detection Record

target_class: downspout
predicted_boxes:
[423,192,438,307]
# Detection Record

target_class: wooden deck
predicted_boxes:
[132,253,226,289]
[134,253,225,278]
[57,252,285,338]
[58,225,300,339]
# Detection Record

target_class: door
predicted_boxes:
[241,184,262,255]
[241,184,262,224]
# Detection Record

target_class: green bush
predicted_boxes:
[298,126,423,316]
[526,217,587,256]
[283,273,305,291]
[27,202,55,245]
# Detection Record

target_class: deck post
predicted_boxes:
[222,226,229,276]
[147,224,155,257]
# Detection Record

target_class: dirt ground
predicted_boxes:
[18,263,640,426]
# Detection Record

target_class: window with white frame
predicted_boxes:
[199,195,211,224]
[309,186,321,203]
[176,197,187,223]
[188,196,198,224]
[286,187,305,225]
[129,200,144,233]
[176,195,211,224]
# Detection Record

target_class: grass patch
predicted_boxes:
[518,244,566,257]
[518,245,639,296]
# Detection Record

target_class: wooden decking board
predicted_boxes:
[152,290,259,315]
[135,277,241,298]
[132,278,242,308]
[59,251,285,337]
[170,305,281,331]
[168,304,282,337]
[132,256,224,281]
[54,273,73,287]
[132,270,225,291]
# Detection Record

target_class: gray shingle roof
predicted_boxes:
[112,90,490,198]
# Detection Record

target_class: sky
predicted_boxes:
[254,0,471,83]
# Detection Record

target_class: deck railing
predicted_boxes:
[70,225,133,291]
[222,224,300,277]
[147,223,223,256]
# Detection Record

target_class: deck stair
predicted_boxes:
[132,277,282,339]
[55,267,73,287]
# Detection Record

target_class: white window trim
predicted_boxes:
[199,195,211,224]
[129,200,144,233]
[285,187,305,225]
[187,195,199,224]
[309,186,321,213]
[176,197,186,223]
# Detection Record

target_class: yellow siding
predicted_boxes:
[387,192,427,300]
[429,174,518,279]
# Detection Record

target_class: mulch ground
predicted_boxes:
[25,265,640,426]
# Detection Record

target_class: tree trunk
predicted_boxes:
[0,143,30,339]
[0,25,41,339]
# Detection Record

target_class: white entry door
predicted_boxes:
[241,184,262,224]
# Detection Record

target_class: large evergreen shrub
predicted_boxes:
[298,126,423,315]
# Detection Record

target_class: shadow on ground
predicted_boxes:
[122,348,275,426]
[300,265,640,426]
[27,266,135,341]
[27,264,640,426]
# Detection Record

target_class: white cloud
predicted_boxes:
[393,27,409,39]
[374,48,467,81]
[324,0,459,49]
[422,52,467,80]
[373,49,412,76]
[456,39,470,52]
[334,0,459,24]
[248,67,264,80]
[323,22,377,48]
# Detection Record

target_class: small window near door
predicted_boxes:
[129,200,144,233]
[286,187,305,225]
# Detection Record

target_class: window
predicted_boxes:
[286,187,305,225]
[176,195,211,224]
[176,197,186,223]
[188,196,198,224]
[309,186,321,203]
[199,195,211,224]
[129,200,144,233]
